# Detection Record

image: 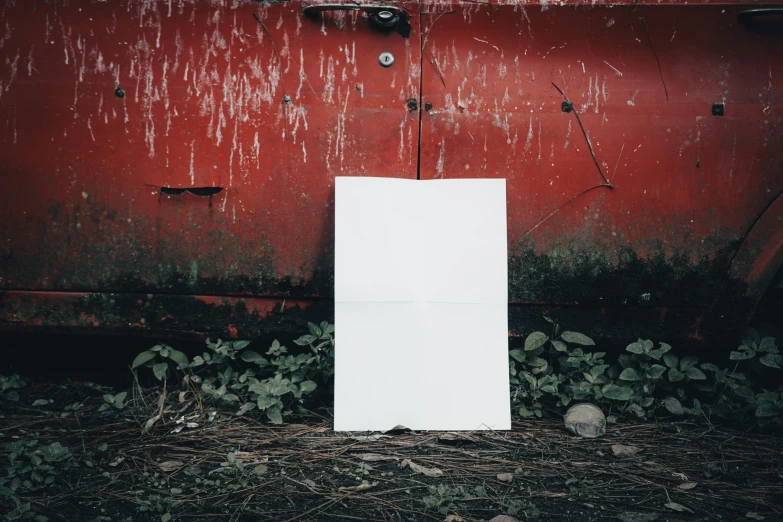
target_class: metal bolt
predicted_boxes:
[377,10,394,21]
[561,101,573,113]
[283,95,292,104]
[425,102,433,112]
[379,52,395,68]
[114,87,125,98]
[712,103,724,116]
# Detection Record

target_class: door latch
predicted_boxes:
[303,5,411,37]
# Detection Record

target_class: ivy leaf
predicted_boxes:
[619,368,641,382]
[758,337,779,354]
[759,354,781,369]
[237,402,256,415]
[602,384,634,401]
[679,356,698,372]
[152,362,168,381]
[131,350,157,369]
[664,397,684,415]
[668,368,685,383]
[300,381,317,393]
[524,332,549,351]
[294,335,318,346]
[256,394,278,410]
[267,406,283,425]
[730,347,755,361]
[233,341,251,350]
[509,349,526,363]
[646,364,666,379]
[560,331,595,346]
[663,354,678,369]
[528,357,548,368]
[167,349,189,368]
[241,351,268,366]
[685,367,707,380]
[552,341,568,352]
[756,403,778,418]
[700,362,719,372]
[307,322,322,338]
[626,342,644,354]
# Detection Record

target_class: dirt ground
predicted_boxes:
[1,381,781,522]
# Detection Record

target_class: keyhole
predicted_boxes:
[378,52,394,68]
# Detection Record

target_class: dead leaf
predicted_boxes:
[108,456,125,467]
[32,399,50,406]
[746,513,765,521]
[677,482,698,490]
[158,460,184,473]
[444,515,465,522]
[497,473,513,482]
[304,479,317,488]
[355,453,399,462]
[612,444,642,457]
[400,459,443,477]
[617,513,660,522]
[489,516,520,522]
[664,502,693,513]
[338,481,377,492]
[144,414,161,432]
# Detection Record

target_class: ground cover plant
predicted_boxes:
[1,320,781,521]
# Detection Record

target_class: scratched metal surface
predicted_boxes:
[0,0,781,341]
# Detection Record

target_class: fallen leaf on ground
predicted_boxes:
[158,461,184,473]
[108,457,125,467]
[444,515,465,522]
[612,444,643,457]
[617,513,659,522]
[664,502,693,513]
[355,453,399,462]
[677,482,698,490]
[400,459,443,477]
[338,481,377,492]
[497,473,513,482]
[32,399,50,406]
[746,513,765,521]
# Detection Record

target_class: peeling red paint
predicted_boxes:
[0,1,781,344]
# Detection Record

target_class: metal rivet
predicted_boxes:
[377,10,394,20]
[561,101,573,113]
[379,52,394,68]
[114,87,125,98]
[425,102,433,112]
[712,103,724,116]
[283,95,292,104]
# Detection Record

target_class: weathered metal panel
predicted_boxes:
[0,0,420,300]
[418,3,783,337]
[1,0,782,343]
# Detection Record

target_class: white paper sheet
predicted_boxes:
[334,177,510,431]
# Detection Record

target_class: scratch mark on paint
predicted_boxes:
[603,60,622,77]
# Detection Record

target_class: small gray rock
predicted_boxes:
[564,403,606,438]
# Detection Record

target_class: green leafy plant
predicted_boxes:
[132,344,190,381]
[422,484,465,515]
[133,323,331,425]
[98,392,127,412]
[0,375,24,402]
[512,321,782,426]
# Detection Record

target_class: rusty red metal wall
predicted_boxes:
[0,0,781,343]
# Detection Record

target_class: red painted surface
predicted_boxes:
[0,1,781,342]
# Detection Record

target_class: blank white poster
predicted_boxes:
[334,177,510,431]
